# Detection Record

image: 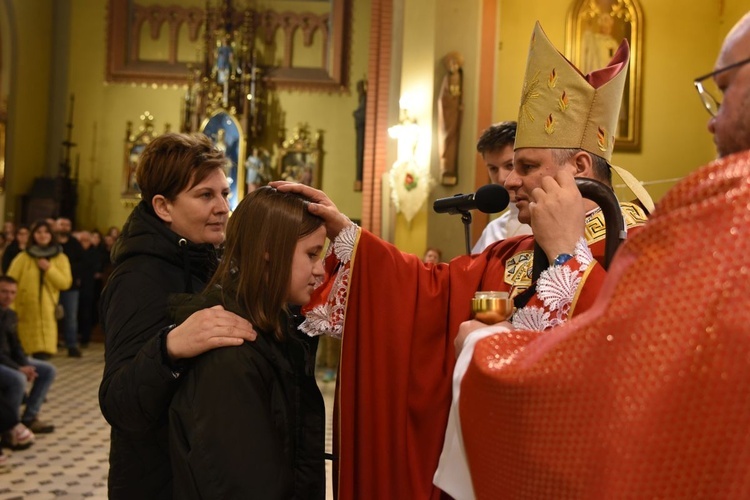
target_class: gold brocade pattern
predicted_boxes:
[514,23,628,162]
[504,201,647,289]
[585,200,648,244]
[503,251,533,299]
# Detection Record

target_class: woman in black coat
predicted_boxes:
[169,187,327,499]
[98,133,256,499]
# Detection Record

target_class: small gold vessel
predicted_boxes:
[471,291,513,324]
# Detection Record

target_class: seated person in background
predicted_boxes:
[472,121,532,253]
[169,186,326,499]
[423,247,442,264]
[0,390,35,457]
[0,276,56,434]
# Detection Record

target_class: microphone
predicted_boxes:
[433,184,510,215]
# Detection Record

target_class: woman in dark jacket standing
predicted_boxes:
[98,133,256,499]
[169,187,327,499]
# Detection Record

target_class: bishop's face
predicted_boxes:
[504,148,575,224]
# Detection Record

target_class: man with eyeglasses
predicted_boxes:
[695,21,750,158]
[455,12,750,498]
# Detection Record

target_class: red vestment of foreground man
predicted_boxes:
[461,150,750,497]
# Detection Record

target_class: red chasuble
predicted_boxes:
[460,151,750,498]
[304,204,645,499]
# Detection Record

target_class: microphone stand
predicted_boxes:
[459,210,472,254]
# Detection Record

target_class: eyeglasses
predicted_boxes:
[694,56,750,117]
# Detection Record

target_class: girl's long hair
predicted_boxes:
[207,186,324,340]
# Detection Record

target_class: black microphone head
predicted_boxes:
[474,184,510,214]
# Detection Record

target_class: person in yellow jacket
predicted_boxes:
[7,220,72,359]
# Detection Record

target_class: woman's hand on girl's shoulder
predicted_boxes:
[165,305,257,361]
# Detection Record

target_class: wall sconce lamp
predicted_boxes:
[386,94,434,223]
[388,95,421,156]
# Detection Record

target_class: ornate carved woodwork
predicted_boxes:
[107,0,351,92]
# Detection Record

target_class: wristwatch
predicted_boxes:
[553,253,574,266]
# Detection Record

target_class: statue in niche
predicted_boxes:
[214,34,234,85]
[213,34,234,108]
[437,51,463,186]
[353,79,367,192]
[245,147,273,194]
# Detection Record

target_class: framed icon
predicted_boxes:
[566,0,644,151]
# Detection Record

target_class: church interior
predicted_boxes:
[0,0,748,497]
[0,0,742,260]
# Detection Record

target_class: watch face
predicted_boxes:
[554,253,574,266]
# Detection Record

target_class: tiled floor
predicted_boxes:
[0,343,337,499]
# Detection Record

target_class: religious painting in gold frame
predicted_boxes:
[277,124,322,189]
[122,112,162,207]
[200,110,246,211]
[565,0,643,151]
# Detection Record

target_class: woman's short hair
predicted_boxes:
[136,133,229,205]
[208,186,324,339]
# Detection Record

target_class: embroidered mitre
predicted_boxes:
[515,21,628,161]
[515,21,653,212]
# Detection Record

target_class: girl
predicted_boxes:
[169,186,327,499]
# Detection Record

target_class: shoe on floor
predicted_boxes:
[32,352,52,360]
[68,347,82,358]
[23,418,55,434]
[1,423,35,450]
